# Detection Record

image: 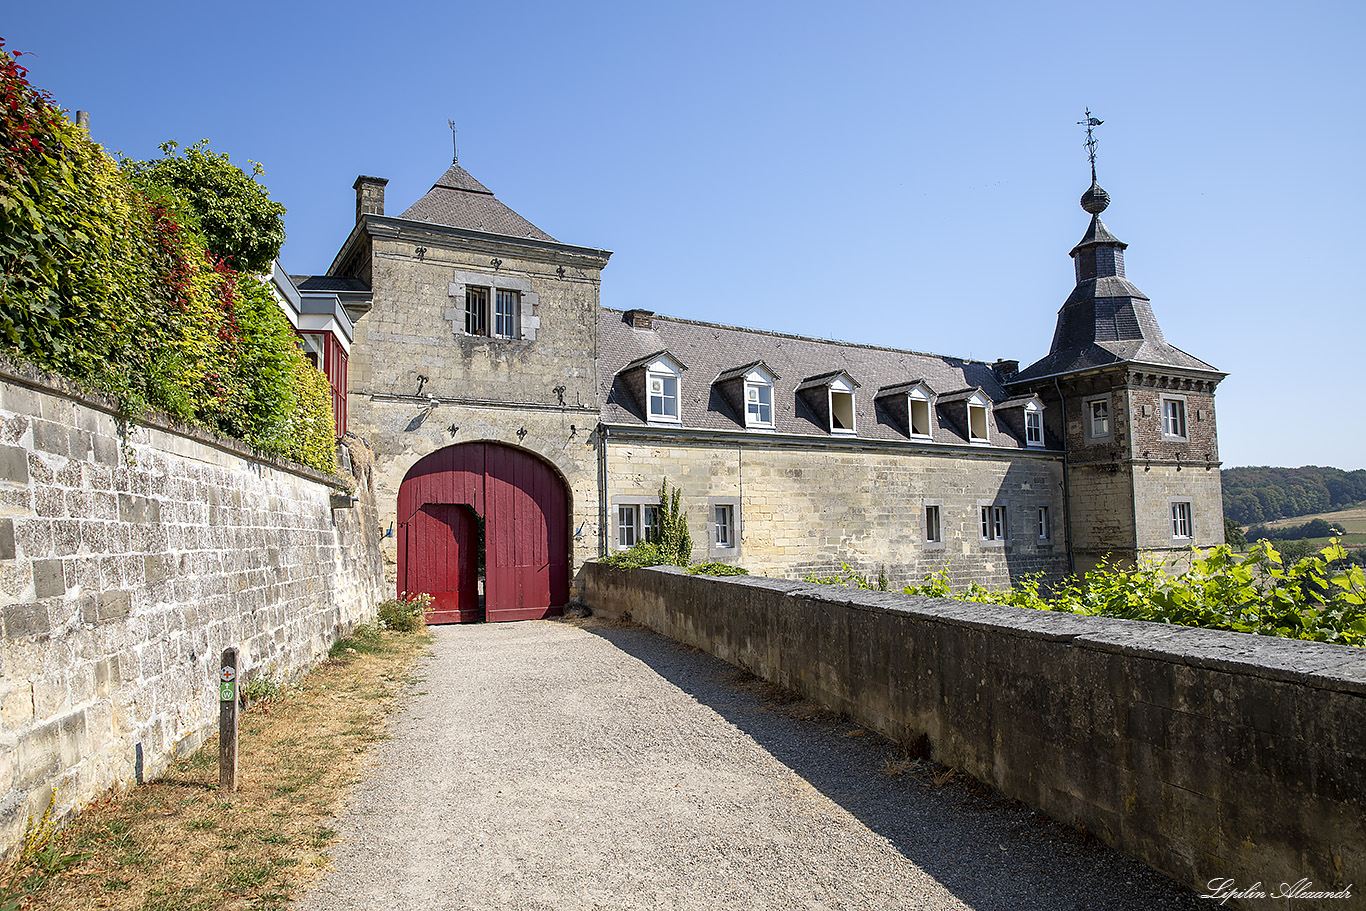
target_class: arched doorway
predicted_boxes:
[396,443,570,623]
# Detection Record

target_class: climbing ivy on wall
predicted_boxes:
[0,40,335,472]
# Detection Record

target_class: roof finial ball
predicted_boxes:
[1076,108,1110,214]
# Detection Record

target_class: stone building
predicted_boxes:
[303,150,1224,619]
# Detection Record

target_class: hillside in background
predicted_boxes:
[1223,466,1366,524]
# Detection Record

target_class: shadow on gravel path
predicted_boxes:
[580,621,1209,911]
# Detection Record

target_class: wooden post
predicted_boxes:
[219,647,239,792]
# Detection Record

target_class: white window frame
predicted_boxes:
[493,289,518,339]
[464,284,520,339]
[1037,504,1052,542]
[967,391,991,444]
[1024,404,1044,447]
[922,500,944,550]
[978,502,1008,545]
[617,505,638,549]
[827,375,857,435]
[745,380,774,429]
[1084,394,1112,443]
[908,384,934,438]
[1161,394,1188,441]
[612,496,662,550]
[707,496,741,558]
[1170,499,1193,541]
[644,356,683,424]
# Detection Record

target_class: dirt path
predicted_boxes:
[298,620,1206,911]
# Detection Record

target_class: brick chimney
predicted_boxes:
[353,176,389,224]
[624,309,655,330]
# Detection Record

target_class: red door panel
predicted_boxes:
[397,443,569,623]
[402,504,479,624]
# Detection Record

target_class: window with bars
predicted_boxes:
[1037,505,1051,541]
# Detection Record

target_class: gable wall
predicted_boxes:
[345,232,608,589]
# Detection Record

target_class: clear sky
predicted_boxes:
[6,1,1363,469]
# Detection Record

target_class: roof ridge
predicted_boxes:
[600,308,998,367]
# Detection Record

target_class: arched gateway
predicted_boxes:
[396,443,570,623]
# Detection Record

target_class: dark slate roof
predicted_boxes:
[599,310,1047,449]
[290,275,371,293]
[1013,210,1221,384]
[398,163,557,242]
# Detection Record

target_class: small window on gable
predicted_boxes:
[1025,405,1043,447]
[967,392,990,443]
[743,368,775,428]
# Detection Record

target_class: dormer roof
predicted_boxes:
[715,360,780,384]
[876,380,935,399]
[796,370,860,392]
[621,350,687,374]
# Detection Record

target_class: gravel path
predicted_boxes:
[299,620,1210,911]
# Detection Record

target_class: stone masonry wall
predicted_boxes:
[584,564,1366,911]
[0,362,384,852]
[604,433,1069,589]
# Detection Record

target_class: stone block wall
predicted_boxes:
[603,433,1069,589]
[0,361,384,851]
[583,563,1365,910]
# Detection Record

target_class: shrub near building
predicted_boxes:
[0,40,335,471]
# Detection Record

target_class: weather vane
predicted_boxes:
[448,119,458,164]
[1077,109,1103,182]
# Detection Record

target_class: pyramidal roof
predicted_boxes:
[399,161,557,242]
[1012,184,1220,384]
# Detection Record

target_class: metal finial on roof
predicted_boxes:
[448,119,458,164]
[1076,108,1110,214]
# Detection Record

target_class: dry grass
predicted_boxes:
[2,624,430,911]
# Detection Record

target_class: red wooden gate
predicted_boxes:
[396,443,569,624]
[405,504,479,624]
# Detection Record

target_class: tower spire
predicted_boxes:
[448,119,458,164]
[1076,109,1110,215]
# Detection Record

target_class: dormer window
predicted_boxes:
[714,361,780,431]
[876,381,936,439]
[796,370,861,437]
[1025,406,1043,446]
[648,369,679,421]
[967,392,990,443]
[910,389,933,437]
[619,351,687,425]
[746,382,773,427]
[830,384,856,434]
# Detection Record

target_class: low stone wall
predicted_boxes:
[0,361,384,851]
[582,563,1365,910]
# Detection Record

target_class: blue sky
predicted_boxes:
[7,1,1363,469]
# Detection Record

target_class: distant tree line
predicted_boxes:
[1222,466,1366,524]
